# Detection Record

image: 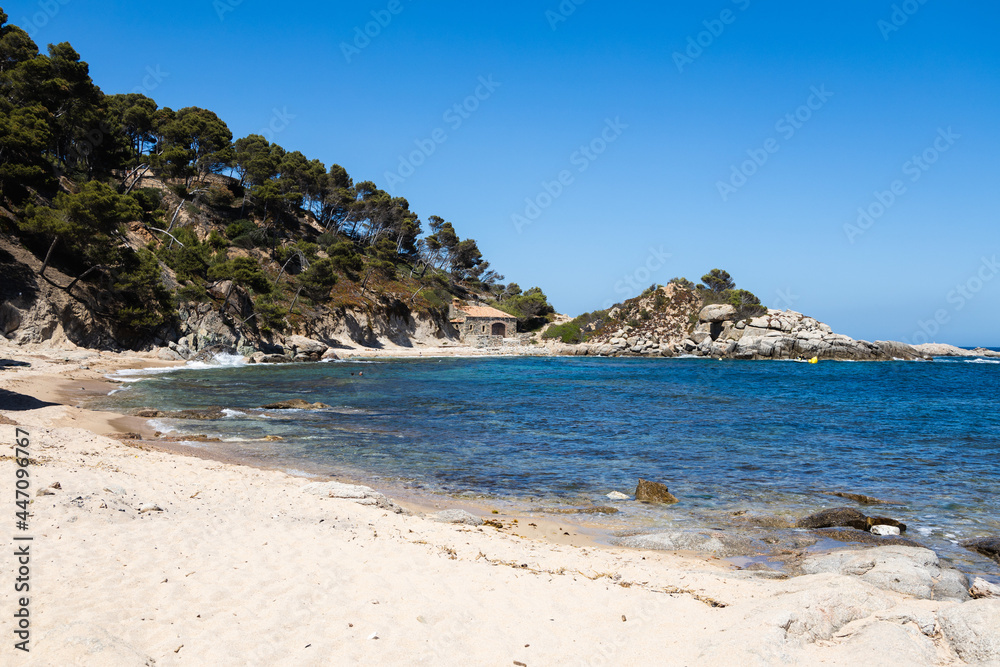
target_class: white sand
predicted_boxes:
[0,343,992,665]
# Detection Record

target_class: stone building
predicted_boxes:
[449,300,517,341]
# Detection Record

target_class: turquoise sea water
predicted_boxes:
[95,354,1000,575]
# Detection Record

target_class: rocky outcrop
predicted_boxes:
[915,343,1000,358]
[802,546,969,601]
[553,281,930,362]
[938,599,1000,663]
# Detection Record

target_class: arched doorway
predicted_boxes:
[491,322,506,337]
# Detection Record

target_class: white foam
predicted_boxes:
[916,526,934,537]
[146,419,178,434]
[965,358,1000,365]
[221,408,249,418]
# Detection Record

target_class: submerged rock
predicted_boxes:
[634,478,679,504]
[829,491,902,505]
[812,527,922,548]
[613,530,765,557]
[796,507,869,530]
[261,399,331,410]
[962,536,1000,564]
[803,545,969,601]
[538,506,619,515]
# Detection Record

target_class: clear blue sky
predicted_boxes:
[7,0,999,345]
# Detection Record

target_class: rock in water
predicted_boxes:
[261,399,331,410]
[870,524,901,536]
[634,479,679,504]
[796,507,869,530]
[606,491,630,500]
[962,537,1000,564]
[866,516,907,533]
[829,491,901,505]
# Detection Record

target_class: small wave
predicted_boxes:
[916,526,935,537]
[965,358,1000,365]
[221,408,249,418]
[185,352,248,369]
[146,419,178,433]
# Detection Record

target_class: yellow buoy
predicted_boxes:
[808,356,819,364]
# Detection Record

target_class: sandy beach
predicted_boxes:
[2,341,999,665]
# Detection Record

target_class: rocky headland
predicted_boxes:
[547,284,931,361]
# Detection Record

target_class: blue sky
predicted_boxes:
[7,1,999,345]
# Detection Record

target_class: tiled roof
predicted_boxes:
[457,305,515,319]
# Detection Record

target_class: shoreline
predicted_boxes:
[32,343,1000,575]
[2,341,999,664]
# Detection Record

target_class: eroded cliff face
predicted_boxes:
[0,238,119,348]
[2,237,456,357]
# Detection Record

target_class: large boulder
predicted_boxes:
[939,599,1000,664]
[699,304,737,322]
[634,478,679,503]
[802,546,969,601]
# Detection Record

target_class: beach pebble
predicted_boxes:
[606,491,630,500]
[970,578,1000,599]
[103,485,126,496]
[870,524,901,536]
[138,503,164,514]
[37,487,55,496]
[432,509,483,526]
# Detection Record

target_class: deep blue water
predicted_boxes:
[96,354,1000,572]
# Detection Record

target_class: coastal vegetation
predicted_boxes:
[0,12,554,348]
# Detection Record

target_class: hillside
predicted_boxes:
[0,13,553,355]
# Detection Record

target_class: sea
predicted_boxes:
[93,351,1000,578]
